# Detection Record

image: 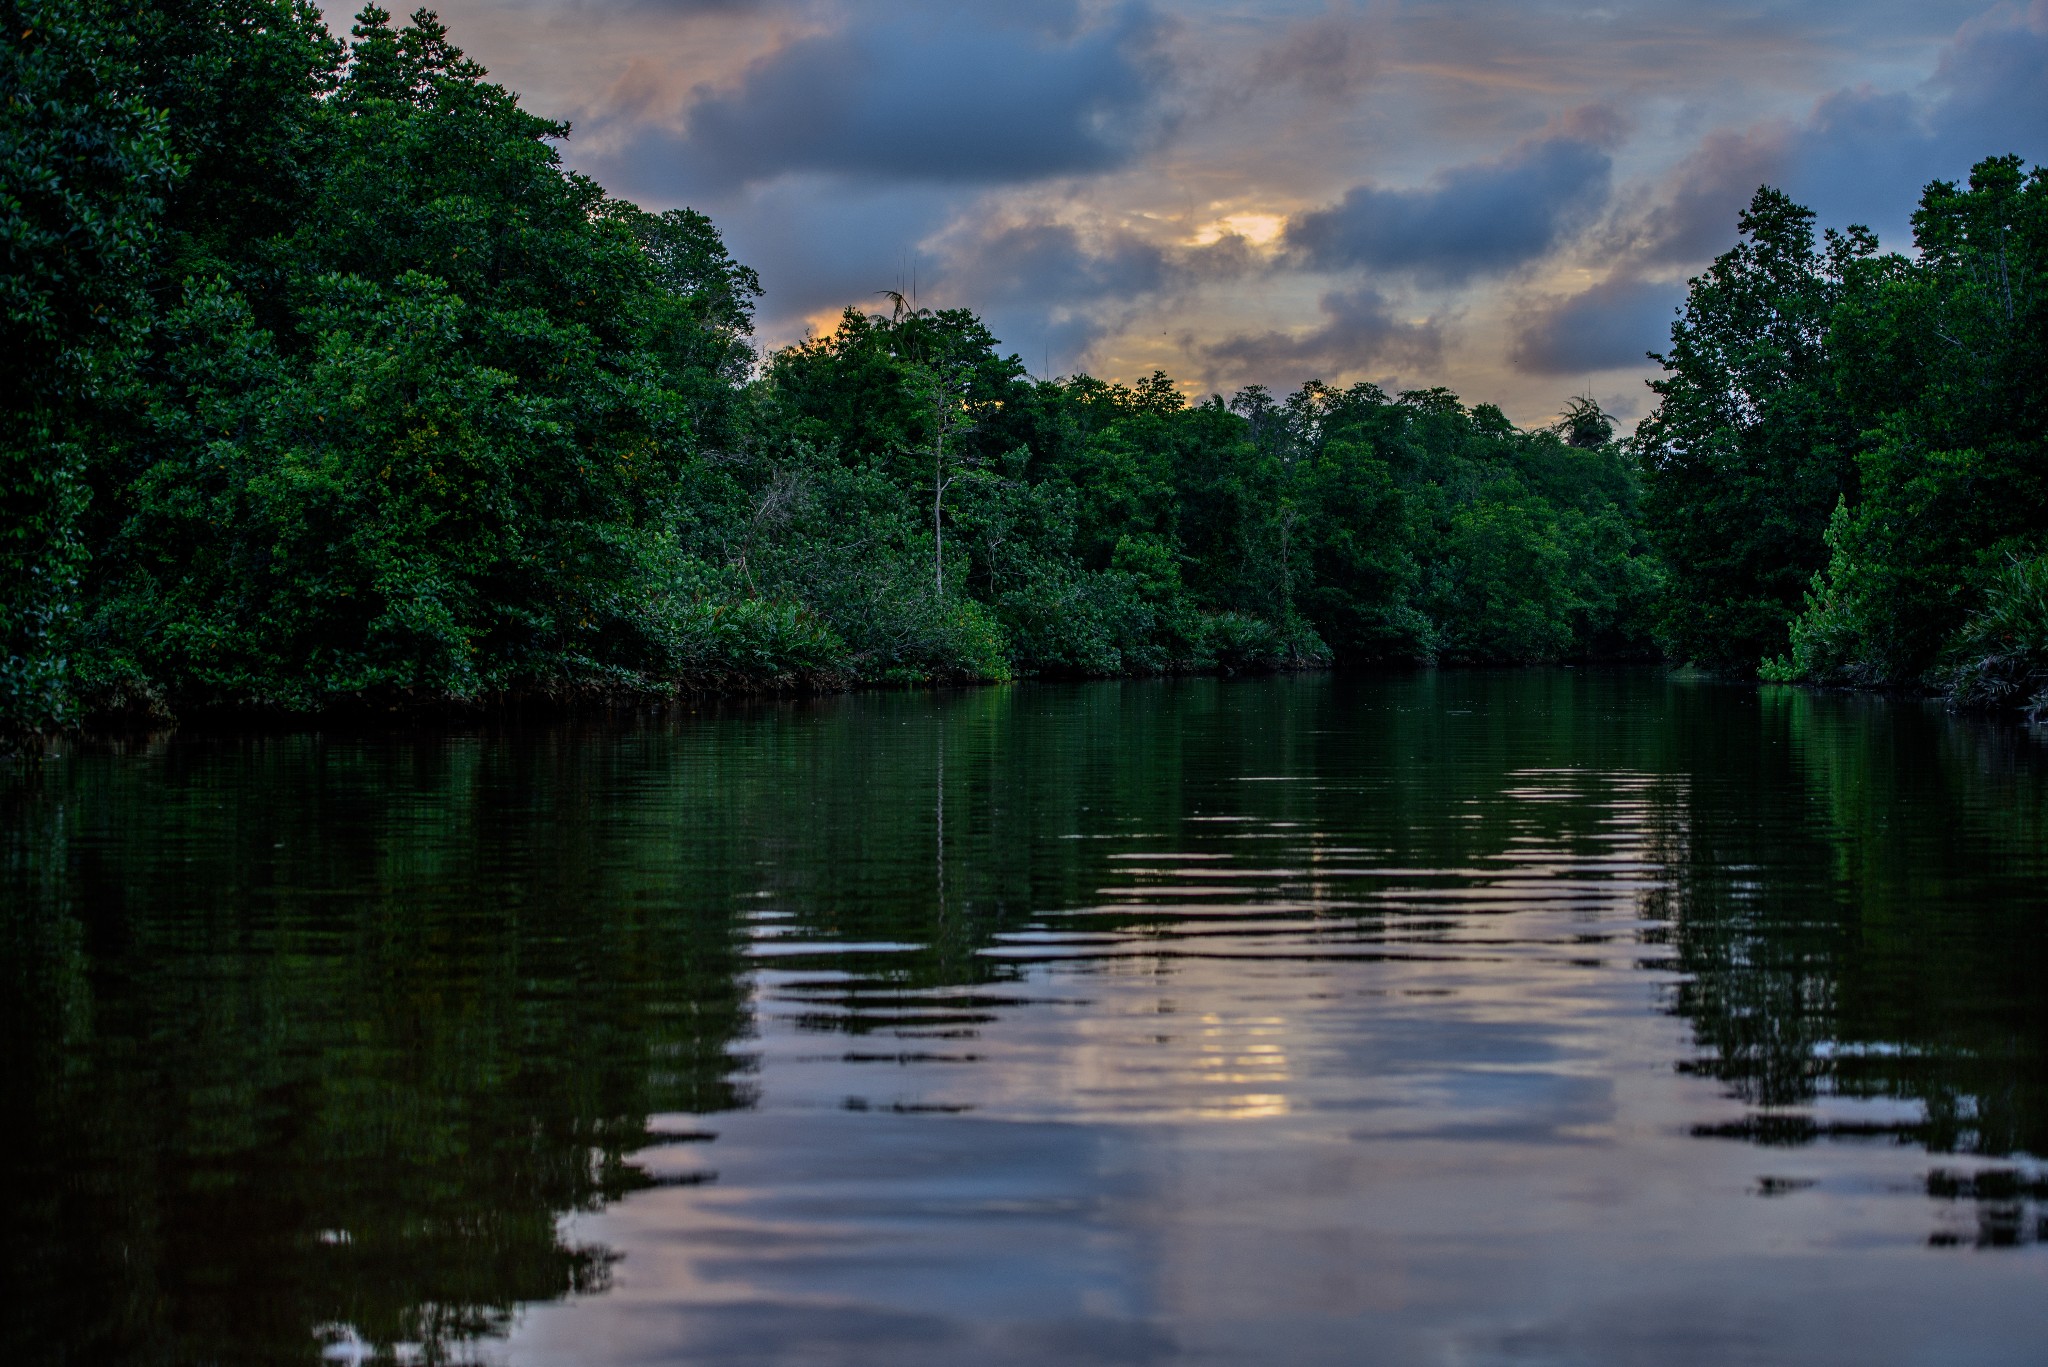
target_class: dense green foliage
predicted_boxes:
[1,0,176,742]
[748,318,1658,682]
[1635,191,1867,671]
[7,4,2042,734]
[0,4,1658,736]
[81,5,768,712]
[1644,162,2048,713]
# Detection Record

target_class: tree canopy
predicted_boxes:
[1641,164,2047,715]
[3,3,2039,740]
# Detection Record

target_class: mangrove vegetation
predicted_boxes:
[3,1,2044,743]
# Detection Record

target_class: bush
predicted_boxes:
[662,598,847,685]
[1942,552,2048,719]
[1760,498,1872,684]
[998,568,1158,676]
[1181,612,1330,673]
[1425,502,1573,663]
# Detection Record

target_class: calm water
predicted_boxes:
[5,671,2047,1366]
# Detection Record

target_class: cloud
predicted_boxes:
[597,57,688,125]
[624,0,766,11]
[946,220,1171,307]
[695,175,961,328]
[1522,8,2047,408]
[928,218,1176,372]
[1284,117,1618,283]
[1921,1,2048,163]
[627,3,1173,190]
[1621,126,1786,267]
[1200,285,1443,389]
[525,0,2038,409]
[1782,6,2048,240]
[703,191,1205,371]
[1623,4,2048,264]
[1251,9,1378,101]
[1508,275,1685,376]
[910,209,1275,374]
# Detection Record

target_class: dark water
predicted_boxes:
[5,671,2047,1366]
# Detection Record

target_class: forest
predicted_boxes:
[2,0,2043,744]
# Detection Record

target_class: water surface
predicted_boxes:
[5,672,2046,1365]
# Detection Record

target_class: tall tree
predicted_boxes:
[0,0,177,744]
[77,5,768,709]
[1637,188,1868,671]
[1779,157,2048,687]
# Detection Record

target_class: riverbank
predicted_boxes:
[6,651,1348,757]
[31,650,2046,763]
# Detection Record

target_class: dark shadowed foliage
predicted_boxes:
[1641,160,2047,706]
[0,3,1666,739]
[8,3,2041,735]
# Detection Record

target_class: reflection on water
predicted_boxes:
[3,672,2045,1365]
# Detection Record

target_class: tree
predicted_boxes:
[1800,157,2046,685]
[74,5,772,709]
[0,0,178,744]
[1637,188,1868,671]
[905,356,977,596]
[1,2,1679,718]
[1552,394,1614,450]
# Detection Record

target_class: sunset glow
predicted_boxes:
[368,0,2048,426]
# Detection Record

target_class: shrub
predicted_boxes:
[1181,612,1330,673]
[1942,552,2048,719]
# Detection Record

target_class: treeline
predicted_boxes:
[0,1,1657,740]
[3,2,2040,743]
[1641,170,2048,715]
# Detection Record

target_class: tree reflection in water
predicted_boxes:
[1651,687,2048,1246]
[3,676,2044,1362]
[1,732,756,1365]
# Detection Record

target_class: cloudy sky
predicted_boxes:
[359,0,2048,426]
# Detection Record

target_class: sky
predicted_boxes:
[341,0,2048,427]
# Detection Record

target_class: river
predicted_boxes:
[4,670,2045,1365]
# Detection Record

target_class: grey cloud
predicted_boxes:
[917,212,1267,374]
[1627,6,2048,265]
[1787,8,2048,241]
[950,221,1170,305]
[1508,275,1684,376]
[1626,126,1786,267]
[689,176,960,328]
[929,220,1176,376]
[1919,4,2048,163]
[703,194,1190,371]
[547,0,2042,398]
[1285,129,1614,283]
[1366,0,1986,97]
[651,3,1171,189]
[598,57,683,124]
[625,0,765,11]
[1201,285,1443,390]
[1252,10,1378,100]
[1178,230,1261,282]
